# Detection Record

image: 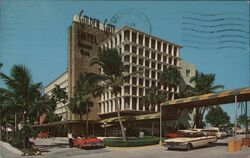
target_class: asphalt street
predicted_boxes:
[1,135,249,158]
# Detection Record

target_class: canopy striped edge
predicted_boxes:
[99,112,160,123]
[161,87,250,107]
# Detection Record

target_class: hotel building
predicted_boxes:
[42,14,196,136]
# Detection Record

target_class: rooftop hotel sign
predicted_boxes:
[73,11,115,57]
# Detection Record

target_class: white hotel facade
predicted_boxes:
[99,26,181,115]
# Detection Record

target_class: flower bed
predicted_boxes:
[103,137,160,147]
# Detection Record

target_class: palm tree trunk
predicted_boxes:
[115,94,126,141]
[79,111,84,136]
[22,111,26,149]
[85,104,89,138]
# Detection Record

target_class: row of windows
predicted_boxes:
[124,30,179,54]
[101,85,178,101]
[124,44,178,58]
[101,29,179,57]
[101,94,176,113]
[123,55,178,68]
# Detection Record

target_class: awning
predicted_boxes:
[99,112,160,124]
[161,87,250,108]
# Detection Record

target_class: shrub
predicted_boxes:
[103,137,160,147]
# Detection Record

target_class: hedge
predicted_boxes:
[103,137,160,147]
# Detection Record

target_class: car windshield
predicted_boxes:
[177,131,204,137]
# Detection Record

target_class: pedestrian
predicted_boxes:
[68,132,74,148]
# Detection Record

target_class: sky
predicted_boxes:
[0,0,249,123]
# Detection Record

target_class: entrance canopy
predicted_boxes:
[100,112,160,124]
[161,87,250,109]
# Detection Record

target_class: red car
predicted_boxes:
[37,131,50,138]
[73,137,104,149]
[165,132,178,139]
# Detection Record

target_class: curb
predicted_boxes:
[0,140,24,156]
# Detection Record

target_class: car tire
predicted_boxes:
[186,143,192,151]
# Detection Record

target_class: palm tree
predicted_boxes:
[68,74,93,137]
[159,66,181,100]
[88,49,141,141]
[0,64,42,148]
[190,71,224,128]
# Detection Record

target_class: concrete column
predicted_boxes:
[121,97,124,110]
[143,34,145,46]
[117,33,120,45]
[121,86,124,95]
[155,39,158,50]
[108,40,111,49]
[136,32,139,44]
[101,103,104,113]
[129,97,132,110]
[136,97,139,110]
[161,41,163,52]
[149,37,152,49]
[113,99,116,112]
[104,102,107,113]
[112,37,115,48]
[121,30,124,43]
[129,29,132,42]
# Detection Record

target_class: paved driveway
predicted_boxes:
[1,135,249,158]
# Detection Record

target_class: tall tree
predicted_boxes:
[159,66,181,100]
[67,74,93,137]
[237,114,250,128]
[88,49,140,141]
[189,71,224,128]
[205,106,230,127]
[0,65,43,148]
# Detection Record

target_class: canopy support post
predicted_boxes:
[245,101,248,138]
[160,106,162,144]
[234,95,238,138]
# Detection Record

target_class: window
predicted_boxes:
[145,69,150,77]
[132,87,137,95]
[132,66,137,72]
[124,55,130,62]
[132,77,137,85]
[139,34,143,45]
[151,71,156,78]
[132,57,137,64]
[157,64,162,70]
[168,45,172,54]
[174,47,177,56]
[132,97,137,109]
[145,37,149,47]
[145,50,149,57]
[139,78,143,86]
[125,86,130,94]
[124,30,130,41]
[132,32,137,43]
[124,44,130,52]
[163,55,166,63]
[151,62,155,69]
[124,76,130,83]
[145,80,149,87]
[145,60,149,67]
[157,54,161,61]
[186,69,191,77]
[151,52,155,60]
[163,43,167,52]
[157,41,161,51]
[124,65,130,73]
[132,46,137,54]
[139,48,143,56]
[139,58,143,65]
[139,88,143,96]
[151,39,155,49]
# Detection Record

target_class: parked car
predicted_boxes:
[163,130,217,151]
[202,127,227,138]
[73,137,104,149]
[165,132,178,139]
[237,128,246,134]
[37,131,50,138]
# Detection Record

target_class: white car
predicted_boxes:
[202,127,227,138]
[163,130,217,151]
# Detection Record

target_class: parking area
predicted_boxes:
[1,135,249,158]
